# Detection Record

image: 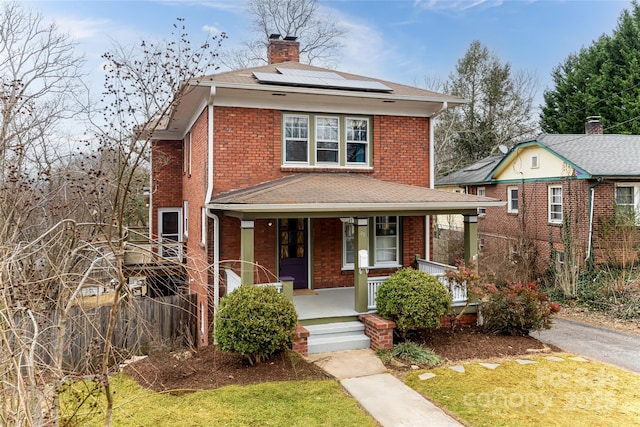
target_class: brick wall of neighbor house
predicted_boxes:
[476,179,621,278]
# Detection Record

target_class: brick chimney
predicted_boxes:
[585,116,603,135]
[268,34,299,64]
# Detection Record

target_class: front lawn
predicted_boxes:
[62,374,377,426]
[405,355,640,427]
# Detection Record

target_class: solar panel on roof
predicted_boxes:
[276,68,344,80]
[253,71,393,92]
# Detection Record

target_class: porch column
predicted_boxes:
[354,217,369,313]
[240,219,255,285]
[463,214,478,268]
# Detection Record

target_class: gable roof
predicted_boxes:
[536,134,640,177]
[435,155,504,187]
[207,173,503,218]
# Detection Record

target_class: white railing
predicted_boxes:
[367,276,389,310]
[417,258,467,305]
[224,268,282,295]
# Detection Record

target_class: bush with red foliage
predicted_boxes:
[481,281,558,336]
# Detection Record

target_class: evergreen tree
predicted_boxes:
[435,41,537,177]
[541,1,640,134]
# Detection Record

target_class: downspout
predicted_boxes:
[586,177,604,268]
[425,101,448,261]
[203,86,220,330]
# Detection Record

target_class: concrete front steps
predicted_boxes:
[306,321,371,354]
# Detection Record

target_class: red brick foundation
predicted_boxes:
[439,312,478,328]
[359,314,396,350]
[293,324,309,357]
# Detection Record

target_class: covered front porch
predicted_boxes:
[209,173,502,317]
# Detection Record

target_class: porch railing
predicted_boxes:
[367,276,388,310]
[417,258,467,305]
[365,260,467,309]
[224,268,282,295]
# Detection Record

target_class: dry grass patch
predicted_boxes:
[405,354,640,427]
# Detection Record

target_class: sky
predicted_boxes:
[27,0,634,110]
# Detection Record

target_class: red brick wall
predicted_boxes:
[373,116,430,186]
[476,179,620,277]
[151,139,183,233]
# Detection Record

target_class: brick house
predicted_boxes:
[436,117,640,279]
[149,36,501,348]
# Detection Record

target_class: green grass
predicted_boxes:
[405,355,640,427]
[62,374,377,426]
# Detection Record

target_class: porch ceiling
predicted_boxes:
[207,173,504,219]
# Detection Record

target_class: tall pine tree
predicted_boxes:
[541,1,640,134]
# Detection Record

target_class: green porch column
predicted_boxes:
[240,219,255,285]
[463,214,478,267]
[354,217,369,313]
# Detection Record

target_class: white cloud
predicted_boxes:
[414,0,504,12]
[52,16,111,41]
[202,24,222,34]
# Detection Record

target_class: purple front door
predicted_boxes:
[279,218,308,289]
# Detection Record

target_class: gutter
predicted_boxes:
[203,86,221,334]
[586,177,604,267]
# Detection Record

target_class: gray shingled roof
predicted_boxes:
[199,62,465,102]
[435,155,503,186]
[538,134,640,177]
[208,173,502,214]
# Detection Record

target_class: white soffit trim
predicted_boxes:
[207,201,505,213]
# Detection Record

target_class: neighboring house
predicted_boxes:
[437,117,640,278]
[149,36,501,347]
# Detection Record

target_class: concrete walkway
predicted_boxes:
[533,317,640,373]
[307,349,463,427]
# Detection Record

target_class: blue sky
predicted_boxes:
[29,0,633,109]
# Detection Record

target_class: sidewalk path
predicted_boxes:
[308,349,463,427]
[533,317,640,373]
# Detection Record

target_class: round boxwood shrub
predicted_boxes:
[214,285,298,365]
[376,268,452,336]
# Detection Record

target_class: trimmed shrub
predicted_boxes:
[214,285,297,365]
[481,281,559,336]
[376,268,452,336]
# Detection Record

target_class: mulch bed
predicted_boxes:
[123,326,557,391]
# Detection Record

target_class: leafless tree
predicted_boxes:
[221,0,346,69]
[0,9,225,425]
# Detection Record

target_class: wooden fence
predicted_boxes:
[12,293,197,372]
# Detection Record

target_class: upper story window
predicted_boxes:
[346,118,369,164]
[284,115,309,163]
[477,187,486,216]
[548,185,563,224]
[615,184,640,224]
[316,116,339,164]
[531,154,539,169]
[283,113,371,168]
[507,186,518,214]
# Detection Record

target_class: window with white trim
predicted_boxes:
[375,216,398,265]
[346,118,369,164]
[316,116,339,164]
[183,200,189,237]
[477,187,486,215]
[615,184,640,224]
[342,216,400,269]
[284,115,309,163]
[507,186,518,213]
[548,185,562,223]
[283,113,370,167]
